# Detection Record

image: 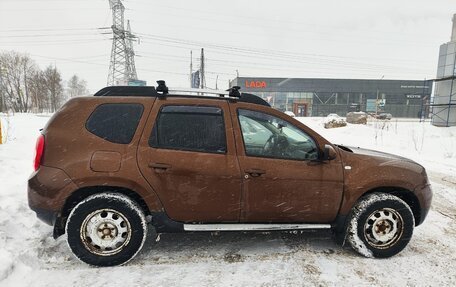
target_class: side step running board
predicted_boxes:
[183,223,331,232]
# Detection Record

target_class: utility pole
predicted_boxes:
[107,0,138,86]
[199,48,205,89]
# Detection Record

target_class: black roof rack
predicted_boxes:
[93,86,159,97]
[239,93,270,106]
[93,81,270,107]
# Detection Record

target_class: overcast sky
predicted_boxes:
[0,0,455,93]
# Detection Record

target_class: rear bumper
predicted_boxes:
[415,183,433,226]
[28,165,77,226]
[29,206,57,226]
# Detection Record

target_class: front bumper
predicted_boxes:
[28,165,77,226]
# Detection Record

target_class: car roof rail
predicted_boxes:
[93,81,270,107]
[167,87,241,98]
[168,87,228,96]
[93,86,159,97]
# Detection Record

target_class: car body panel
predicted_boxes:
[136,97,243,222]
[337,146,430,216]
[229,102,345,223]
[30,96,164,215]
[27,92,433,235]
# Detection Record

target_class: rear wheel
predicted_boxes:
[66,193,148,266]
[345,193,414,258]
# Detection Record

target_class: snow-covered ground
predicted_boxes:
[0,113,455,286]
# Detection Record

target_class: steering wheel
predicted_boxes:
[263,134,279,156]
[263,134,289,156]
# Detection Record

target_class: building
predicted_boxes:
[432,13,456,127]
[230,77,433,118]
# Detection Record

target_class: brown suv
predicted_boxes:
[28,82,432,266]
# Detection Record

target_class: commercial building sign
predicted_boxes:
[406,94,421,99]
[245,80,267,88]
[400,85,429,89]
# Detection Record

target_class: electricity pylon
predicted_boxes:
[107,0,138,86]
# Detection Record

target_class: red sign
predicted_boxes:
[245,80,267,88]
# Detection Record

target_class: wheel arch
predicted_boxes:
[53,186,151,238]
[334,186,421,236]
[361,187,421,226]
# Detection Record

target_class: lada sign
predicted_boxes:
[245,80,267,88]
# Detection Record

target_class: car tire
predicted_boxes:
[345,193,414,258]
[66,193,148,266]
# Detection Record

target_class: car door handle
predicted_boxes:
[245,169,266,177]
[149,163,171,172]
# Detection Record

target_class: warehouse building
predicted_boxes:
[230,77,433,118]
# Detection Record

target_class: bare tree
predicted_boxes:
[29,70,49,113]
[67,74,89,98]
[1,51,87,113]
[0,51,37,112]
[43,65,63,112]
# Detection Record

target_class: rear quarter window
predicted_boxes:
[86,103,144,144]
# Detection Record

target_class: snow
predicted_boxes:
[323,114,347,129]
[0,114,455,286]
[323,113,346,124]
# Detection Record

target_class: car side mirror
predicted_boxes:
[322,144,337,161]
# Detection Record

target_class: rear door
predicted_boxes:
[137,98,242,222]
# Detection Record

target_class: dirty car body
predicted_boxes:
[28,83,432,266]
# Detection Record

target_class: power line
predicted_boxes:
[135,33,429,67]
[133,36,431,76]
[0,39,109,46]
[125,1,443,42]
[0,33,106,38]
[0,28,100,33]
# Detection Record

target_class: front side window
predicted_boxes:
[238,109,318,160]
[149,105,227,154]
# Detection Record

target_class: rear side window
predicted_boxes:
[149,105,226,154]
[86,103,144,144]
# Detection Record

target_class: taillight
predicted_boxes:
[34,134,45,171]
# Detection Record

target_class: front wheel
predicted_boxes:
[66,193,148,266]
[346,193,415,258]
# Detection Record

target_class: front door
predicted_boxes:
[137,98,242,222]
[293,103,307,117]
[231,104,344,223]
